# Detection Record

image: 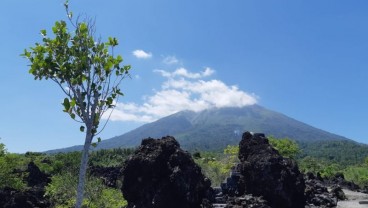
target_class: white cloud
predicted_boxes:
[154,67,214,79]
[105,68,258,123]
[163,56,179,65]
[132,50,152,59]
[202,67,215,76]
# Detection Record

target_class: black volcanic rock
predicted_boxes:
[225,194,271,208]
[90,166,122,188]
[304,172,338,207]
[330,185,347,201]
[26,161,51,187]
[0,162,51,208]
[237,132,306,208]
[0,187,49,208]
[326,172,361,191]
[121,136,213,208]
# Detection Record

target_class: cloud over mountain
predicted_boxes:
[105,68,258,123]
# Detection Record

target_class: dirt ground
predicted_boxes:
[337,189,368,208]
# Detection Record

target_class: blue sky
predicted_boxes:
[1,0,368,153]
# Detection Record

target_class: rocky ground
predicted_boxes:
[337,189,368,208]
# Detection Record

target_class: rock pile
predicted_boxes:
[237,132,306,208]
[121,136,213,208]
[304,172,338,207]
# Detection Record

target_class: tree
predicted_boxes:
[22,1,131,207]
[0,138,6,156]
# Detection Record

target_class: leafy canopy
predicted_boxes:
[22,9,130,137]
[22,2,131,206]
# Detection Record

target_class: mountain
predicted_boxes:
[46,104,356,153]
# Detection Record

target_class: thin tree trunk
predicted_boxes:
[75,130,93,208]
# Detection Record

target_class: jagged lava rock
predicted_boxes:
[304,173,337,207]
[238,132,306,208]
[90,166,122,188]
[121,136,213,208]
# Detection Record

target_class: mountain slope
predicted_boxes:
[47,104,355,153]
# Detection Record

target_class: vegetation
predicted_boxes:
[268,136,300,159]
[1,135,368,206]
[194,145,239,186]
[22,1,131,207]
[45,173,127,208]
[194,137,302,186]
[42,148,133,207]
[343,165,368,186]
[0,140,133,207]
[0,153,28,190]
[297,140,368,166]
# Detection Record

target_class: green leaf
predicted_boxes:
[116,55,123,63]
[97,137,101,143]
[80,126,85,132]
[91,142,97,148]
[70,98,76,108]
[106,97,113,105]
[63,98,70,111]
[70,113,75,119]
[64,0,69,8]
[117,89,123,96]
[108,37,118,46]
[79,23,88,33]
[40,29,47,37]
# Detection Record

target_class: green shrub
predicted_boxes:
[268,136,300,159]
[45,173,127,207]
[0,153,28,190]
[343,166,368,186]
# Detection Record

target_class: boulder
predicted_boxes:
[330,185,347,201]
[121,136,213,208]
[237,132,306,208]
